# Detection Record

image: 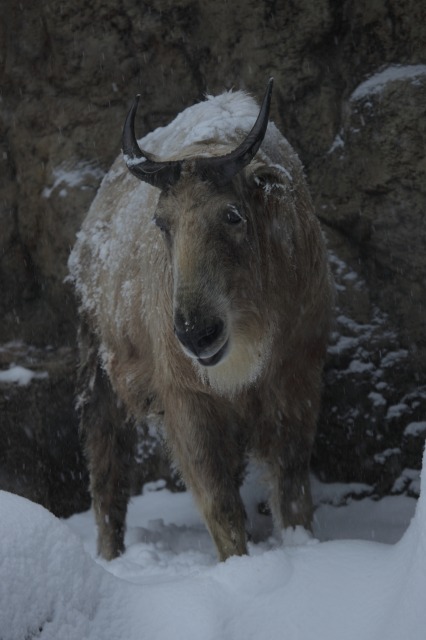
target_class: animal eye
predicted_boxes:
[153,215,170,235]
[224,204,243,225]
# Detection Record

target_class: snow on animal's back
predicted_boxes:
[68,89,301,328]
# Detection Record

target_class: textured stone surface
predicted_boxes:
[314,68,426,369]
[1,0,425,513]
[0,343,89,517]
[0,343,175,515]
[313,228,426,495]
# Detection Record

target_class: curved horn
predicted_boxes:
[122,95,182,190]
[195,78,274,187]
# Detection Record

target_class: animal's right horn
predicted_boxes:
[122,95,182,190]
[195,78,274,187]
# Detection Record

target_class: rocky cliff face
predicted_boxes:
[1,0,425,513]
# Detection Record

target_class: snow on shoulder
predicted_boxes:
[1,447,425,640]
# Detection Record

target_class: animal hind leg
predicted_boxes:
[77,322,136,560]
[265,368,323,535]
[84,402,136,560]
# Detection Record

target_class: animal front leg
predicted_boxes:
[196,481,247,561]
[267,429,315,534]
[270,454,313,532]
[165,393,247,561]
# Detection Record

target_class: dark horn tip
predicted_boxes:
[195,77,274,186]
[122,94,144,160]
[265,78,274,98]
[131,94,141,110]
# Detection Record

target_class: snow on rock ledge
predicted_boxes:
[0,365,48,386]
[350,64,426,101]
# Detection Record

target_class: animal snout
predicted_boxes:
[174,312,227,365]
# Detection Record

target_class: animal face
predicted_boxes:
[153,175,272,393]
[121,81,276,393]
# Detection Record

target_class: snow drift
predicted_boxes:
[0,451,425,640]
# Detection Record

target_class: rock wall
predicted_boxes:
[1,0,425,513]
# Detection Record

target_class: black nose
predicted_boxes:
[174,313,225,357]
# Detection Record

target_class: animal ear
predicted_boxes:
[251,166,290,195]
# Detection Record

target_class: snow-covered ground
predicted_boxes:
[0,455,424,640]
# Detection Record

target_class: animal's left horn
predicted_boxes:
[195,78,274,187]
[122,95,182,190]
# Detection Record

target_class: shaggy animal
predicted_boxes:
[68,79,333,561]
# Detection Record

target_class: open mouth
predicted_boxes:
[197,339,229,367]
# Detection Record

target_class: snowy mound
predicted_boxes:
[1,452,425,639]
[0,492,114,639]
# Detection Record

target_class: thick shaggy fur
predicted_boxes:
[69,90,333,561]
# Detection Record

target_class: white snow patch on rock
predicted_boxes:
[350,64,426,101]
[43,161,105,199]
[0,365,48,386]
[386,402,410,420]
[404,421,426,437]
[368,391,387,407]
[374,448,401,464]
[327,132,345,154]
[392,468,421,495]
